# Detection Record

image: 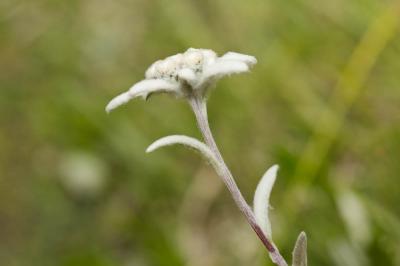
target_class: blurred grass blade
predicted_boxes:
[293,3,400,185]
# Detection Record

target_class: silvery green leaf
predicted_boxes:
[220,52,257,67]
[146,135,222,174]
[106,79,180,113]
[292,232,307,266]
[253,164,279,239]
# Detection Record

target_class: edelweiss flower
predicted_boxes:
[104,48,299,266]
[106,48,257,112]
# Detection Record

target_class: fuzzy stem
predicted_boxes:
[188,97,288,266]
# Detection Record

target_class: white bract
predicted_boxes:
[106,48,257,113]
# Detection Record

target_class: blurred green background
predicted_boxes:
[1,0,400,265]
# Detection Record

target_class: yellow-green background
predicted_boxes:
[1,0,400,265]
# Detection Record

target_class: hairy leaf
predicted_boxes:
[253,164,279,239]
[292,232,307,266]
[146,135,223,175]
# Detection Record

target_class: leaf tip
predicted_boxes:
[270,164,279,174]
[253,164,280,239]
[145,145,155,153]
[106,92,131,113]
[146,140,162,153]
[292,231,307,266]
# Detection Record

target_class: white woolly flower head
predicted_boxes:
[106,48,257,113]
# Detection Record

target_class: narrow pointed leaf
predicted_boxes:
[253,164,279,239]
[292,232,307,266]
[146,135,223,175]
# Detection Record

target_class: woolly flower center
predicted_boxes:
[145,48,217,81]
